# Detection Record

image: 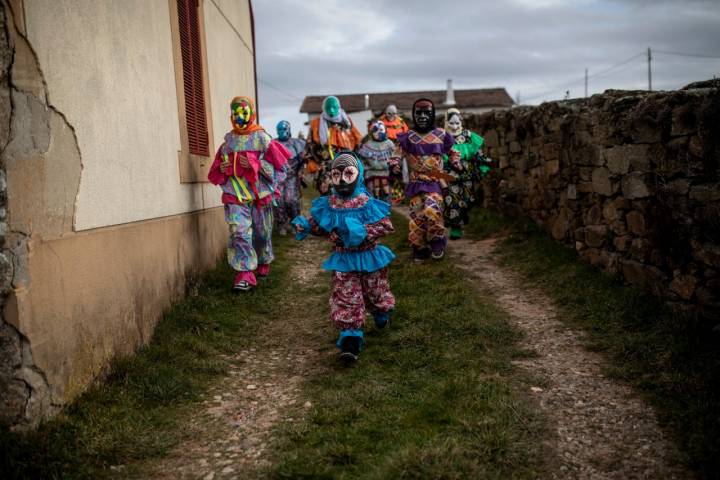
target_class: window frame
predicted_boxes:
[169,0,214,183]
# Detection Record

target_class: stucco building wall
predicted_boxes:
[0,0,255,428]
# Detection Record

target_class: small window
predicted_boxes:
[177,0,209,157]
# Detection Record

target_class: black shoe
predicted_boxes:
[412,247,431,263]
[339,337,361,365]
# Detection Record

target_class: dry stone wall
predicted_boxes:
[464,84,720,320]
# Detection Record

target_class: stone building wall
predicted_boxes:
[464,84,720,320]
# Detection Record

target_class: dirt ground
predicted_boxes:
[131,209,691,479]
[132,237,332,480]
[449,234,690,479]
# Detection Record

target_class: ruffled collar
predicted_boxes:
[223,130,271,153]
[310,193,391,247]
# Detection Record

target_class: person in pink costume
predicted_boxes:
[208,96,291,292]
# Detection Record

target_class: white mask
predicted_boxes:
[447,114,462,136]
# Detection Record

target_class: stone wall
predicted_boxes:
[464,83,720,320]
[0,1,57,428]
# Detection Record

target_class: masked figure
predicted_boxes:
[379,104,408,141]
[357,120,397,202]
[442,108,486,239]
[292,152,396,364]
[306,96,363,195]
[208,96,291,292]
[397,99,461,261]
[379,104,410,204]
[274,120,307,236]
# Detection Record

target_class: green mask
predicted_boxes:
[323,96,340,117]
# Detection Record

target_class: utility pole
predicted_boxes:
[584,68,588,97]
[647,47,652,91]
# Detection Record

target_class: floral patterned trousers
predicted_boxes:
[225,202,274,272]
[330,268,395,330]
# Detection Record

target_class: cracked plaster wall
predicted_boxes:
[0,0,231,429]
[1,0,61,428]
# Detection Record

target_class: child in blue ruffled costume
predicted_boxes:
[292,151,396,364]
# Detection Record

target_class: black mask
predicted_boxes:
[330,153,360,197]
[412,98,435,133]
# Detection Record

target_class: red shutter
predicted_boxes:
[177,0,209,156]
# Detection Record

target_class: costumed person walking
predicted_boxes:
[379,104,408,141]
[442,108,485,240]
[357,120,396,203]
[397,99,460,261]
[208,96,291,292]
[274,120,306,236]
[306,96,362,195]
[380,104,410,205]
[292,151,396,364]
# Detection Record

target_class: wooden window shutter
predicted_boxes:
[177,0,209,156]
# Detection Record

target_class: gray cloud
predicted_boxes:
[253,0,720,134]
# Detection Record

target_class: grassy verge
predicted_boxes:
[268,212,551,479]
[0,236,296,480]
[465,208,720,479]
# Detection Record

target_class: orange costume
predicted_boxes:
[306,95,363,195]
[309,116,362,151]
[380,114,409,141]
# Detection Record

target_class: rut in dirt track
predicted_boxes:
[396,205,689,479]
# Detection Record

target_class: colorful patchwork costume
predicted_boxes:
[443,108,485,239]
[380,104,410,204]
[208,96,291,291]
[306,96,363,196]
[357,120,397,203]
[397,99,460,261]
[292,152,396,364]
[275,120,306,236]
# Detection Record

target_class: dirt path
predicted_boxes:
[452,235,690,479]
[133,237,332,480]
[395,206,689,479]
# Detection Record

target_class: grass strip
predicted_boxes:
[466,208,720,479]
[268,212,550,479]
[0,237,296,480]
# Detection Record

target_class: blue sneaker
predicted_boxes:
[373,311,391,329]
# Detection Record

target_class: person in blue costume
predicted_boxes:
[292,151,396,364]
[274,120,306,236]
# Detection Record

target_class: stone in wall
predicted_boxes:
[0,1,59,428]
[463,82,720,321]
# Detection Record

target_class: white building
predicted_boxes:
[299,80,515,133]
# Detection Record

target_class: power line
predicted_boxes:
[522,47,720,104]
[258,79,303,102]
[523,51,645,103]
[654,50,720,60]
[587,52,644,80]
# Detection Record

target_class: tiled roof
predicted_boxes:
[299,88,514,113]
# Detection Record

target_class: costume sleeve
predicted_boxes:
[349,121,363,150]
[401,119,409,134]
[445,133,461,168]
[290,216,330,241]
[308,217,329,237]
[264,140,291,170]
[207,146,228,185]
[365,217,394,241]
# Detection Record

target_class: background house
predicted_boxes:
[0,0,256,427]
[299,80,515,135]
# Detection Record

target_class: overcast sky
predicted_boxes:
[253,0,720,135]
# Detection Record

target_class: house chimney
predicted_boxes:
[445,79,456,105]
[364,94,370,110]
